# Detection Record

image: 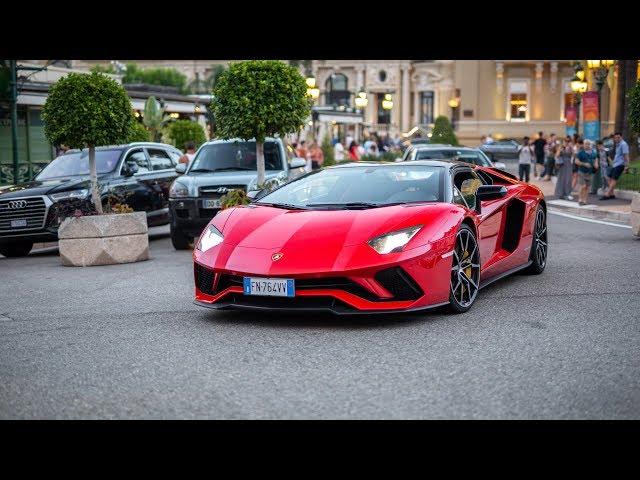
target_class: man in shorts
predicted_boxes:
[601,132,630,200]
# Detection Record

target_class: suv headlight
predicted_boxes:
[49,189,89,201]
[197,225,224,252]
[368,225,422,254]
[169,181,189,198]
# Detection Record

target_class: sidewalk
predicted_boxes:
[529,176,632,224]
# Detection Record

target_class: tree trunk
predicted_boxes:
[256,140,265,186]
[614,60,626,134]
[88,146,103,214]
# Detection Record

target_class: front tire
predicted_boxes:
[523,205,547,274]
[170,225,192,250]
[447,224,480,314]
[0,241,34,258]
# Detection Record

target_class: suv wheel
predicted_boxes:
[170,225,192,250]
[0,241,34,258]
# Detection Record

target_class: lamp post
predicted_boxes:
[570,64,588,136]
[587,60,615,139]
[448,98,460,130]
[305,76,320,140]
[382,93,393,137]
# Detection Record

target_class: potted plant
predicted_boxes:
[211,60,310,206]
[628,79,640,236]
[42,71,149,266]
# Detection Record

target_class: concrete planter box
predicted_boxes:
[632,193,640,237]
[58,212,149,266]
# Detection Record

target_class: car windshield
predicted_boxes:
[36,149,122,179]
[257,164,444,209]
[189,141,283,173]
[415,149,491,167]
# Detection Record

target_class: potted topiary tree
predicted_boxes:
[430,116,459,146]
[42,71,150,266]
[211,60,310,203]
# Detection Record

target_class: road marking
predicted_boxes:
[548,209,631,229]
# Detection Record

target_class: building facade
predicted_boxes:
[309,60,617,145]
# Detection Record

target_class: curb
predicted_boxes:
[547,200,630,224]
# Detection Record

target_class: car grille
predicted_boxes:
[194,263,216,295]
[374,267,423,300]
[0,197,47,233]
[223,293,350,311]
[199,185,246,197]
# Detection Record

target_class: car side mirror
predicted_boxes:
[123,162,138,177]
[475,185,507,213]
[175,163,187,174]
[288,157,306,169]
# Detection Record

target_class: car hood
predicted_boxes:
[180,171,285,196]
[216,202,453,250]
[0,176,95,199]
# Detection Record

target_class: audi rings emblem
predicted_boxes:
[8,200,28,209]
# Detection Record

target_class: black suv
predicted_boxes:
[0,142,183,257]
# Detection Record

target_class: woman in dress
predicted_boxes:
[348,141,361,161]
[554,137,574,200]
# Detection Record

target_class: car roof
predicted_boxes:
[412,145,480,152]
[329,160,462,170]
[65,142,179,153]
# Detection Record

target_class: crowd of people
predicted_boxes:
[292,132,404,170]
[494,131,631,205]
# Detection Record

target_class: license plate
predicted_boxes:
[202,199,221,209]
[11,219,27,227]
[243,277,295,297]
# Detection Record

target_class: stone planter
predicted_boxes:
[58,212,149,266]
[632,193,640,237]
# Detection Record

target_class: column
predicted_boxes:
[402,64,411,132]
[535,62,544,94]
[550,62,558,93]
[496,62,504,95]
[414,89,421,125]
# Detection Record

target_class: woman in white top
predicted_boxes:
[180,141,197,167]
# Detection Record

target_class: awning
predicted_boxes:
[131,99,207,114]
[316,112,363,124]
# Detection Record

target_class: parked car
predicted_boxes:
[0,142,183,258]
[400,143,452,162]
[192,160,547,315]
[479,138,520,161]
[168,137,306,250]
[402,145,508,170]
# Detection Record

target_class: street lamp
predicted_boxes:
[355,90,368,109]
[587,60,615,139]
[382,93,393,136]
[306,76,320,100]
[570,64,588,136]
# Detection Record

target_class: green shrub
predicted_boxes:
[212,60,310,186]
[165,120,207,150]
[220,189,251,209]
[430,116,459,145]
[42,71,134,214]
[321,134,335,166]
[629,80,640,137]
[90,64,116,75]
[127,120,151,142]
[122,63,189,94]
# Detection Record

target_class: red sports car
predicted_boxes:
[193,160,547,314]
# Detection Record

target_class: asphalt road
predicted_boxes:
[1,213,639,419]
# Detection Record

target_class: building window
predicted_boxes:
[507,80,529,122]
[378,70,387,82]
[377,94,391,125]
[419,91,434,125]
[325,73,350,107]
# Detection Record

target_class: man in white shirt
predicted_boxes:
[334,141,345,161]
[179,141,197,167]
[517,136,535,182]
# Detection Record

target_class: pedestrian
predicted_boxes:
[308,141,324,170]
[179,141,197,166]
[554,136,574,200]
[533,131,546,179]
[601,131,630,200]
[363,135,376,154]
[541,133,557,181]
[348,141,361,161]
[296,140,311,172]
[480,135,487,146]
[334,140,345,162]
[517,136,535,182]
[595,140,610,196]
[575,139,597,205]
[571,138,584,191]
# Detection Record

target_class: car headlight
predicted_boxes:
[197,225,224,252]
[368,225,423,254]
[169,181,189,198]
[49,189,89,201]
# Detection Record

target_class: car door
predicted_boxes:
[111,148,154,213]
[144,147,179,225]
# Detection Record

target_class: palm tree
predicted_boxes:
[142,96,171,142]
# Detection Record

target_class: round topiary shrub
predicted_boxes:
[430,116,459,146]
[128,120,151,142]
[165,119,207,151]
[42,72,134,214]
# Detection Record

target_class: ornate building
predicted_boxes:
[308,60,617,145]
